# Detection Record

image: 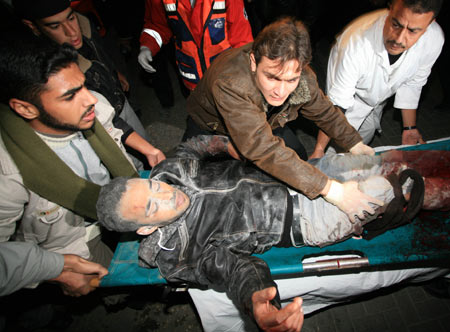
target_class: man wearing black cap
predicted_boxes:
[12,0,166,169]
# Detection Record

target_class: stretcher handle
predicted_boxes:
[90,277,100,287]
[302,257,369,272]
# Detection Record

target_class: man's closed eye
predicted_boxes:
[145,200,159,217]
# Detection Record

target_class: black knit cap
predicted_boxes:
[12,0,71,20]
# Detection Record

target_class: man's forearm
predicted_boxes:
[400,109,424,145]
[225,256,278,318]
[0,242,64,296]
[125,132,160,157]
[313,105,347,155]
[140,0,172,55]
[401,109,418,128]
[314,130,331,154]
[124,132,165,167]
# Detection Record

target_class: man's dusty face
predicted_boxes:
[36,63,98,135]
[383,0,434,55]
[35,7,83,49]
[119,179,190,226]
[251,55,301,107]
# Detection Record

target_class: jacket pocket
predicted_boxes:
[36,202,63,225]
[21,201,64,243]
[208,18,225,45]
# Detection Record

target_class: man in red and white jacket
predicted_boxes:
[138,0,253,91]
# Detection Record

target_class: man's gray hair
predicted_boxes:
[97,177,146,232]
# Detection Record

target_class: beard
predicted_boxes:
[37,104,95,132]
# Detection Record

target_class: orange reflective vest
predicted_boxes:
[143,0,251,90]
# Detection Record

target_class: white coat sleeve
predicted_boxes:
[326,34,365,110]
[394,22,445,110]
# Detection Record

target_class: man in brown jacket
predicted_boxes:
[185,17,383,222]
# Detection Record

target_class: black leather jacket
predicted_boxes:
[76,13,132,140]
[139,135,289,316]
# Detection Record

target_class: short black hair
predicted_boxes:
[0,31,78,105]
[12,0,71,20]
[391,0,443,18]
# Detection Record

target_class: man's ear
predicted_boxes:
[137,226,158,236]
[250,53,257,72]
[9,98,40,120]
[22,19,41,36]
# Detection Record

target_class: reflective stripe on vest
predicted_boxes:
[213,1,225,11]
[164,3,177,12]
[143,28,163,48]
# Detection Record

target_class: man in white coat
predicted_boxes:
[310,0,444,159]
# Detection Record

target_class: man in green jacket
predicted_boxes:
[0,33,137,297]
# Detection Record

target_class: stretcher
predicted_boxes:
[101,138,450,331]
[101,138,450,287]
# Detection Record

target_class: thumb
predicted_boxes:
[253,287,277,304]
[292,296,303,308]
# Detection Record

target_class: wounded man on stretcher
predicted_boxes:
[96,135,450,332]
